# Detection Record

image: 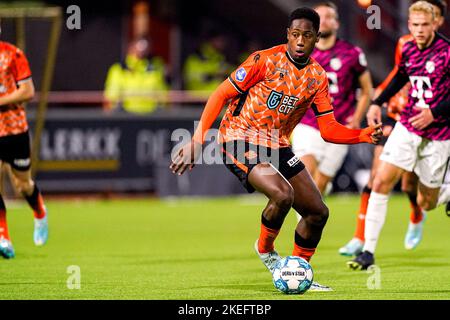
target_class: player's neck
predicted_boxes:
[286,50,310,68]
[416,32,436,50]
[317,34,337,51]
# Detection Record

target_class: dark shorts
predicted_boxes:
[221,140,305,193]
[379,115,397,146]
[0,131,31,171]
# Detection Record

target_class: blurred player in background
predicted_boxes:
[348,1,450,270]
[170,7,382,290]
[292,1,373,197]
[340,0,448,257]
[0,40,49,259]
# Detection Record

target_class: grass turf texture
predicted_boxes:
[0,194,449,300]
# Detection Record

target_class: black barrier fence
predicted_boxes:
[27,108,375,196]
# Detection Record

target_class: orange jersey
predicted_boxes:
[375,34,413,120]
[219,44,332,149]
[0,41,32,137]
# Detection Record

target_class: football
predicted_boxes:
[272,256,314,294]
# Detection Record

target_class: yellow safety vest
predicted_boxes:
[183,43,233,96]
[104,55,168,114]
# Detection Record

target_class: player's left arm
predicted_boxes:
[348,70,373,129]
[0,79,35,107]
[409,99,450,130]
[313,76,382,144]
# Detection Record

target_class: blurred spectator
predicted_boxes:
[183,32,234,96]
[103,37,168,114]
[237,39,263,64]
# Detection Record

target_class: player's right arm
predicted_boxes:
[0,46,34,108]
[170,80,239,175]
[368,36,411,125]
[366,67,409,126]
[313,77,382,144]
[0,79,34,107]
[170,52,267,175]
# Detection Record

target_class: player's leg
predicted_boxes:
[288,168,333,291]
[313,171,332,195]
[348,122,415,270]
[291,124,324,227]
[0,163,7,240]
[249,163,294,272]
[402,171,426,250]
[300,155,318,180]
[10,167,48,246]
[414,138,450,211]
[291,124,321,179]
[314,142,349,196]
[289,169,328,262]
[415,164,449,211]
[439,162,450,216]
[6,131,48,246]
[437,161,450,214]
[401,172,422,222]
[347,160,404,270]
[339,144,383,256]
[0,161,15,259]
[340,118,396,256]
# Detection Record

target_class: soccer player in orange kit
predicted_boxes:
[170,7,382,291]
[0,40,49,259]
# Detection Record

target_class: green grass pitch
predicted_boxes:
[0,194,449,300]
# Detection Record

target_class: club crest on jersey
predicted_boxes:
[330,58,342,71]
[267,90,283,109]
[235,68,247,82]
[267,90,299,114]
[425,61,435,74]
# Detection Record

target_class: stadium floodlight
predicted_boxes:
[0,6,62,177]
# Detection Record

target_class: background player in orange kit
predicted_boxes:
[0,40,49,259]
[170,7,382,291]
[339,0,448,256]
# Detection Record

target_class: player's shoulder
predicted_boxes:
[0,41,18,52]
[250,44,286,60]
[0,41,25,57]
[336,38,364,53]
[436,32,450,45]
[308,57,328,79]
[397,34,415,47]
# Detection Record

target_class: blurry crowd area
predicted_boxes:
[2,0,448,113]
[0,0,448,195]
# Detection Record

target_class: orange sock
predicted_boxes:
[406,192,423,224]
[354,186,371,241]
[292,243,316,262]
[24,186,47,219]
[0,197,9,240]
[258,224,280,253]
[34,194,47,219]
[409,198,423,224]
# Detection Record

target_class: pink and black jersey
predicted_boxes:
[399,34,449,140]
[301,39,367,129]
[375,33,449,141]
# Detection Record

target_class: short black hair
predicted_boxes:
[420,0,448,16]
[288,7,321,33]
